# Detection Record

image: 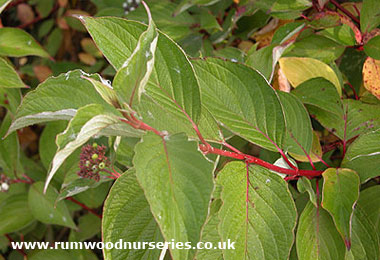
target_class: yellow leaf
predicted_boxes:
[362,57,380,100]
[279,57,342,96]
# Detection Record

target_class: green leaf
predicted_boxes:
[284,35,345,64]
[193,58,286,151]
[321,168,360,247]
[0,0,11,13]
[217,162,297,259]
[0,28,49,58]
[291,77,343,116]
[196,200,223,260]
[57,177,111,203]
[103,170,164,260]
[0,193,34,235]
[114,137,140,168]
[297,177,317,207]
[0,113,21,177]
[134,132,214,260]
[271,21,305,45]
[279,57,342,96]
[46,104,141,192]
[0,87,21,115]
[341,129,380,183]
[39,121,79,186]
[174,0,220,16]
[69,214,101,242]
[310,100,380,141]
[81,17,201,134]
[0,58,26,88]
[28,182,75,228]
[364,35,380,60]
[349,205,380,260]
[278,91,313,156]
[7,70,115,135]
[355,186,380,241]
[113,3,158,107]
[361,0,380,33]
[82,76,120,108]
[296,202,346,260]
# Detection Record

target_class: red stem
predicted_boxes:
[199,144,324,177]
[5,234,27,257]
[346,82,359,100]
[330,0,360,24]
[66,197,102,219]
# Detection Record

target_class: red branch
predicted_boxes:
[199,144,324,177]
[66,197,102,219]
[330,0,360,25]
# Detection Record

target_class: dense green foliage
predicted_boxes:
[0,0,379,259]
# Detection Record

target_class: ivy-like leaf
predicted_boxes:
[102,170,164,260]
[321,168,360,248]
[193,58,286,152]
[217,162,297,259]
[133,132,214,260]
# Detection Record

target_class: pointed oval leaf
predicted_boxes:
[363,35,380,60]
[7,70,115,135]
[0,58,26,88]
[193,58,286,151]
[46,104,142,192]
[28,182,76,228]
[350,205,380,260]
[342,129,380,183]
[278,91,313,156]
[217,162,297,260]
[0,193,34,235]
[296,202,346,260]
[0,27,49,58]
[362,57,380,100]
[80,17,201,130]
[133,132,214,260]
[297,177,317,207]
[279,57,342,96]
[361,0,380,33]
[113,4,158,107]
[103,170,164,260]
[321,168,360,248]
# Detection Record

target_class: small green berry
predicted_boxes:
[99,162,106,169]
[85,160,91,167]
[92,153,99,160]
[92,165,98,171]
[92,143,98,148]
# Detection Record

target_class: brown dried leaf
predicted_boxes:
[363,57,380,100]
[79,52,96,65]
[33,65,52,82]
[17,4,35,25]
